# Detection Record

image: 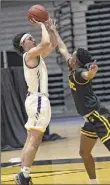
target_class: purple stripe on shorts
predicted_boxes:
[37,96,41,113]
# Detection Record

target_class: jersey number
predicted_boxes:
[69,80,76,91]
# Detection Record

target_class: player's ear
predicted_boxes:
[20,45,23,50]
[75,58,77,63]
[73,58,77,65]
[20,42,25,48]
[19,45,24,55]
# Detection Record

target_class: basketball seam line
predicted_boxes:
[28,11,48,20]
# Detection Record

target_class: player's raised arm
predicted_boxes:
[49,21,71,62]
[55,32,71,62]
[39,18,58,58]
[81,61,98,80]
[27,19,50,59]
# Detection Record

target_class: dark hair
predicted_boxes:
[12,32,26,55]
[76,48,94,66]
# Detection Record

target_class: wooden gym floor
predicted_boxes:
[1,117,110,184]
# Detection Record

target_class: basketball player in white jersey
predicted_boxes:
[12,18,57,185]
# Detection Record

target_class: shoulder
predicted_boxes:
[23,52,40,69]
[23,52,27,59]
[75,67,87,73]
[73,67,89,84]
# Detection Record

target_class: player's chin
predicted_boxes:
[33,42,36,47]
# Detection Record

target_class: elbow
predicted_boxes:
[41,42,50,48]
[44,42,50,47]
[86,77,91,81]
[84,75,90,80]
[82,72,90,81]
[85,75,94,80]
[87,72,96,80]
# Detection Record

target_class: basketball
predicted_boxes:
[28,5,49,23]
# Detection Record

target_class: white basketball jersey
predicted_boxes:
[23,52,48,96]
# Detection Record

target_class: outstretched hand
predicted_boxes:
[45,17,58,32]
[89,60,98,74]
[29,18,44,27]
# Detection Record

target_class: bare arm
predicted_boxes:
[48,21,71,62]
[54,30,71,61]
[25,20,51,68]
[81,61,98,80]
[41,28,57,58]
[28,23,50,59]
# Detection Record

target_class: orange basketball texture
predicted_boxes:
[28,5,49,23]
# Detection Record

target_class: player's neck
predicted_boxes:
[73,63,79,70]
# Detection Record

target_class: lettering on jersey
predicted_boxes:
[69,80,76,91]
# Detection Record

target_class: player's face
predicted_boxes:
[23,35,36,49]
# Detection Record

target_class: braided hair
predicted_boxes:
[12,32,26,55]
[76,48,94,67]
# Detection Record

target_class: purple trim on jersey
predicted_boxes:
[37,96,41,113]
[37,70,40,92]
[24,54,40,69]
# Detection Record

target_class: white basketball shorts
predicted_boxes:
[25,93,51,132]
